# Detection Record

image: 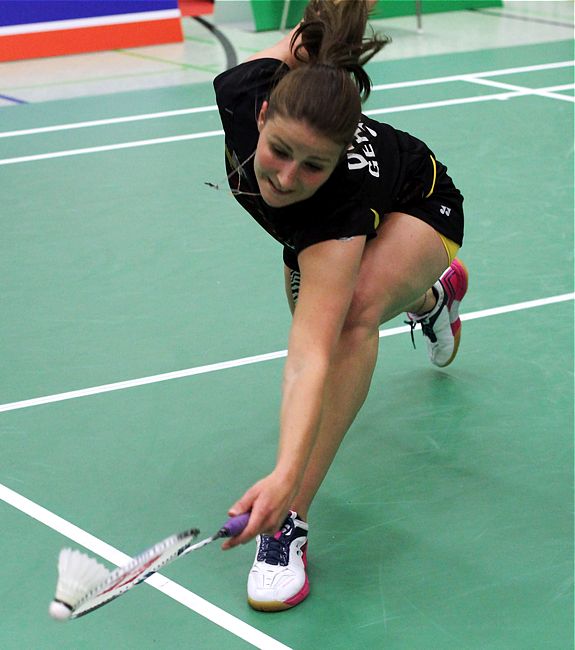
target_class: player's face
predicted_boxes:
[254,104,343,208]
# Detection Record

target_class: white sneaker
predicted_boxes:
[407,258,469,367]
[247,511,309,611]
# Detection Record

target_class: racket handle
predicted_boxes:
[218,513,250,538]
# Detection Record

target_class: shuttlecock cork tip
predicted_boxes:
[49,600,73,621]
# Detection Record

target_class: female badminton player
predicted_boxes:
[212,0,468,611]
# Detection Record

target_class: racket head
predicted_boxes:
[70,528,200,618]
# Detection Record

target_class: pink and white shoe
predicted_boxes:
[247,511,309,611]
[407,258,469,367]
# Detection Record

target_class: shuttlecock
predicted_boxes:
[49,548,110,621]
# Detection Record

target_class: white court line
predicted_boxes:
[0,295,572,644]
[0,293,572,415]
[0,60,571,140]
[364,84,574,118]
[463,77,574,102]
[370,60,574,91]
[0,483,292,650]
[0,82,570,167]
[0,53,570,645]
[0,106,218,139]
[0,130,224,166]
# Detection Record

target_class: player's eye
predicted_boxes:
[271,146,289,159]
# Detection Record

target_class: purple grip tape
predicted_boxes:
[219,513,250,538]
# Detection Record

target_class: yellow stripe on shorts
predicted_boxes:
[425,155,437,199]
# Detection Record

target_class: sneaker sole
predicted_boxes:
[438,327,461,367]
[248,584,309,612]
[248,577,310,612]
[248,545,309,612]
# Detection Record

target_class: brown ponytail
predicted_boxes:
[266,0,390,145]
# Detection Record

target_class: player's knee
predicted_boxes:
[346,283,385,331]
[342,297,381,340]
[347,279,411,331]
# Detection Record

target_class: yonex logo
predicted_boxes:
[440,205,451,216]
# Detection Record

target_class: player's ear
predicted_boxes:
[257,101,268,132]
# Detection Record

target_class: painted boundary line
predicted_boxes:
[463,77,573,102]
[0,60,572,140]
[364,82,574,119]
[370,60,574,91]
[0,483,292,650]
[0,93,28,105]
[0,81,572,167]
[1,294,572,644]
[0,129,224,166]
[0,293,572,415]
[0,105,218,139]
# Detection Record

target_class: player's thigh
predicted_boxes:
[350,211,450,326]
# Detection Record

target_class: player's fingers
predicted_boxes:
[223,500,282,549]
[222,511,263,549]
[221,537,240,550]
[228,487,258,519]
[228,500,249,518]
[223,496,259,549]
[221,525,254,549]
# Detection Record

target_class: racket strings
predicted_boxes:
[71,528,201,617]
[204,150,261,197]
[50,516,249,620]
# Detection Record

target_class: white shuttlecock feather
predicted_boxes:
[49,548,110,621]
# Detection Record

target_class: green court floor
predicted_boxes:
[1,39,573,649]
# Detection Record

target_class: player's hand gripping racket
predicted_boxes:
[49,513,250,620]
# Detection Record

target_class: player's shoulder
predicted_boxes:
[214,58,288,96]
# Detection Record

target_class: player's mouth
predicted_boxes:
[267,177,293,196]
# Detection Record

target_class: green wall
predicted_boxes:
[249,0,503,32]
[249,0,307,31]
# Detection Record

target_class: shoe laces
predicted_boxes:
[405,319,418,349]
[420,320,438,343]
[257,516,296,567]
[405,285,443,347]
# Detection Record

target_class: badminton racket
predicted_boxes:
[49,512,250,620]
